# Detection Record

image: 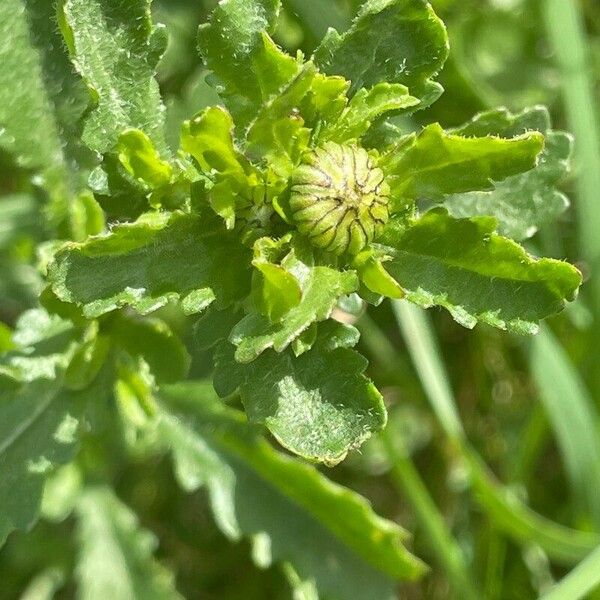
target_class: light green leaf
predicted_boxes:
[214,331,385,464]
[49,211,252,318]
[75,486,182,600]
[198,0,299,125]
[251,263,303,323]
[314,0,448,100]
[382,209,581,333]
[61,0,169,154]
[230,245,358,362]
[321,83,419,143]
[181,106,248,177]
[444,107,572,240]
[116,129,172,188]
[380,123,545,200]
[157,381,423,598]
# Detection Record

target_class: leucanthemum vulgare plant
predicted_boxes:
[0,0,583,597]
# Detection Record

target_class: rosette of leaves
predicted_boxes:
[44,0,581,466]
[0,0,586,594]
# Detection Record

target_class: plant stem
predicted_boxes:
[382,432,480,600]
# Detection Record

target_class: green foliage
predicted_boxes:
[158,382,423,597]
[0,0,594,597]
[381,209,581,334]
[60,0,169,154]
[75,487,182,599]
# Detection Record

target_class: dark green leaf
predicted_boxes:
[214,332,386,464]
[75,487,182,600]
[198,0,299,125]
[314,0,449,100]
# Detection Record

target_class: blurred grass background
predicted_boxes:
[1,0,600,598]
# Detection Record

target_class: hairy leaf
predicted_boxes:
[49,211,252,318]
[157,382,423,598]
[61,0,169,154]
[314,0,449,100]
[198,0,299,125]
[75,487,182,600]
[382,209,582,333]
[0,0,90,229]
[380,123,545,201]
[230,246,358,362]
[321,83,419,143]
[214,330,385,464]
[444,107,572,240]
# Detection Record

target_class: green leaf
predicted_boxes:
[321,83,419,143]
[110,315,191,384]
[157,381,424,598]
[314,0,449,100]
[251,263,303,323]
[214,331,386,465]
[75,487,182,600]
[61,0,169,154]
[116,129,172,189]
[540,545,600,600]
[382,209,582,333]
[380,123,545,200]
[444,107,572,240]
[0,0,90,229]
[49,211,252,318]
[230,245,358,362]
[198,0,299,125]
[181,106,248,177]
[0,375,81,546]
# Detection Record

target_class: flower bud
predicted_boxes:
[290,142,390,255]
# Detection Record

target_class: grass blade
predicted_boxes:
[543,0,600,312]
[530,326,600,527]
[540,545,600,600]
[392,300,599,564]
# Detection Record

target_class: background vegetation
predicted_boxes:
[1,0,600,598]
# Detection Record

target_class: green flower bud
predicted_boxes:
[290,142,390,256]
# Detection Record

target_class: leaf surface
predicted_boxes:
[75,487,182,600]
[157,382,423,599]
[382,209,581,333]
[314,0,448,100]
[49,211,252,318]
[380,123,544,200]
[61,0,168,154]
[198,0,299,125]
[444,107,572,240]
[230,247,358,362]
[214,328,385,464]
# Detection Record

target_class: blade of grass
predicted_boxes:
[540,545,600,600]
[530,326,600,528]
[543,0,600,313]
[392,300,600,564]
[382,432,480,600]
